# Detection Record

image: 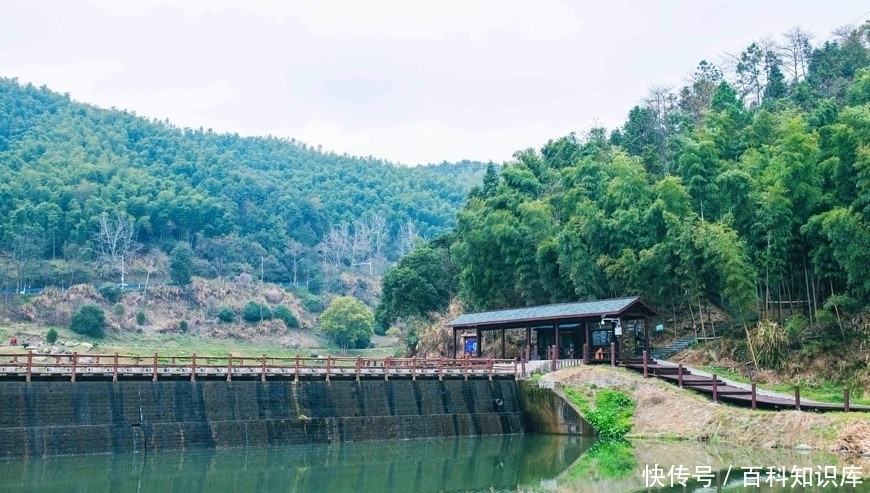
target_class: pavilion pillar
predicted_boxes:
[584,321,590,354]
[618,318,624,363]
[500,328,506,359]
[452,328,457,359]
[554,322,560,360]
[475,327,482,358]
[525,325,531,351]
[644,316,651,357]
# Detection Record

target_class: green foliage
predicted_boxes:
[179,320,188,332]
[376,243,456,333]
[319,296,374,349]
[169,242,194,287]
[751,321,789,368]
[273,305,298,329]
[217,307,234,323]
[565,440,637,480]
[136,311,147,325]
[70,304,105,338]
[242,302,272,323]
[45,328,58,344]
[98,284,121,303]
[564,387,635,440]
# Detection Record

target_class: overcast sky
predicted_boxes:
[2,1,869,165]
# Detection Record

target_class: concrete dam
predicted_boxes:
[0,379,530,458]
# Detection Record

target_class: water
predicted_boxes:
[0,434,592,493]
[2,436,868,492]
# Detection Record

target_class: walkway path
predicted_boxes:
[622,357,869,412]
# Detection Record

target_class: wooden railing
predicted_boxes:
[0,352,518,382]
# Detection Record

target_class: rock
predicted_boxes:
[761,441,777,449]
[51,346,59,354]
[80,342,94,349]
[795,444,813,451]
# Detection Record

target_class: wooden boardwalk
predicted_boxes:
[0,352,518,382]
[622,357,870,412]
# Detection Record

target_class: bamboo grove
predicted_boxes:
[380,22,870,336]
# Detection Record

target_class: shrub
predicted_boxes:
[179,320,189,333]
[98,283,121,303]
[217,307,234,323]
[242,302,272,322]
[70,304,106,338]
[46,328,58,344]
[319,296,374,349]
[302,296,325,314]
[273,305,299,329]
[136,311,147,325]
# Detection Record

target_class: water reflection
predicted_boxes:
[556,440,870,493]
[0,434,594,493]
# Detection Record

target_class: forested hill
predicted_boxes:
[378,22,870,339]
[0,77,488,289]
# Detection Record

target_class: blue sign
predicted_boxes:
[464,338,477,354]
[655,324,664,332]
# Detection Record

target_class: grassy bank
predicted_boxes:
[548,365,870,452]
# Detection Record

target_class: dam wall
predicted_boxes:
[0,379,527,458]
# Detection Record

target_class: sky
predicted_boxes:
[2,1,869,166]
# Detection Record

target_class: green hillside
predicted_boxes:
[381,22,870,370]
[0,78,488,290]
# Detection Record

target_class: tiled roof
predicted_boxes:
[447,296,656,328]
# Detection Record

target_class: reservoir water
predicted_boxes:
[1,435,868,492]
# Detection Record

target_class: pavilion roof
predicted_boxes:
[447,296,657,329]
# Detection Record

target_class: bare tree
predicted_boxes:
[397,220,421,257]
[94,212,139,284]
[779,27,815,82]
[642,85,679,174]
[286,239,304,286]
[367,213,389,271]
[10,225,44,292]
[320,224,349,269]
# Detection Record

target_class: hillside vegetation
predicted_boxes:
[379,22,870,387]
[0,77,488,294]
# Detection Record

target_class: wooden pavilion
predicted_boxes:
[446,296,659,362]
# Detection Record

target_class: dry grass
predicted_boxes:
[550,365,870,451]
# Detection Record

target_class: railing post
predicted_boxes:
[610,342,616,367]
[711,373,718,403]
[356,356,362,381]
[152,353,158,382]
[520,355,525,379]
[26,351,32,383]
[751,383,757,410]
[190,353,197,382]
[844,388,850,412]
[294,355,299,382]
[582,343,588,364]
[794,386,801,411]
[678,364,683,388]
[642,350,648,378]
[438,358,443,381]
[261,354,267,382]
[488,357,493,381]
[463,358,468,381]
[412,357,417,380]
[226,354,233,382]
[514,358,518,379]
[113,352,119,382]
[384,357,390,381]
[71,352,78,382]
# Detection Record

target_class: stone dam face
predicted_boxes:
[0,379,529,458]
